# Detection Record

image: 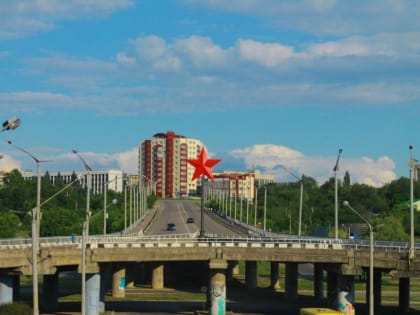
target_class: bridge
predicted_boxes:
[0,199,419,314]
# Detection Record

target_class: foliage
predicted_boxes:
[0,302,32,315]
[0,169,158,238]
[0,212,21,238]
[0,168,419,242]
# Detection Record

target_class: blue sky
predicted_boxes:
[1,0,420,187]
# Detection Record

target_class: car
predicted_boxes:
[166,223,176,231]
[187,217,194,223]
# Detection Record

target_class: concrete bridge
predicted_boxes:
[0,200,419,314]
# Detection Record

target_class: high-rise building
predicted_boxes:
[138,131,203,198]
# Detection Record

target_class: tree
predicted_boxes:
[343,171,351,188]
[0,212,21,238]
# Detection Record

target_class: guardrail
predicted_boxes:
[0,233,416,253]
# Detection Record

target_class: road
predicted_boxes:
[145,199,247,237]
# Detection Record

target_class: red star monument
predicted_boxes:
[188,147,221,181]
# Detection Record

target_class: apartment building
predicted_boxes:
[138,131,203,198]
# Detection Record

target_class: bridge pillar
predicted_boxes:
[337,274,355,315]
[208,259,228,315]
[86,273,101,315]
[314,264,324,301]
[42,272,59,312]
[399,277,410,313]
[327,271,338,307]
[245,261,258,289]
[99,264,112,312]
[367,268,382,314]
[270,262,280,290]
[12,275,20,301]
[0,275,13,305]
[152,262,164,289]
[285,262,298,300]
[112,264,126,298]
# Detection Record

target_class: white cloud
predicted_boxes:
[236,39,295,67]
[184,0,420,36]
[230,144,396,187]
[114,148,138,174]
[0,1,134,39]
[0,155,22,172]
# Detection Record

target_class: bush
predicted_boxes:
[0,302,32,315]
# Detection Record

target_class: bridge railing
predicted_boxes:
[0,234,416,253]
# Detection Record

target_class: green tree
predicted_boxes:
[0,212,21,238]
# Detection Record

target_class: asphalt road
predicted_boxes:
[145,199,247,237]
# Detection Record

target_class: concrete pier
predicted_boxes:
[245,260,257,289]
[208,259,228,315]
[270,262,280,290]
[285,262,298,300]
[0,275,13,305]
[43,273,59,312]
[112,265,126,298]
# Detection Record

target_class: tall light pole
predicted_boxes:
[334,148,343,239]
[280,166,304,236]
[72,149,92,315]
[1,116,20,134]
[103,177,119,235]
[7,140,48,315]
[409,145,416,261]
[343,201,373,315]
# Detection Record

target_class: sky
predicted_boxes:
[0,0,420,187]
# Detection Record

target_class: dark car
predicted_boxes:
[187,217,194,223]
[166,223,176,231]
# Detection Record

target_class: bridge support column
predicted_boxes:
[399,277,410,313]
[327,271,338,307]
[245,261,257,289]
[270,262,280,290]
[86,273,101,315]
[12,275,20,301]
[0,275,13,305]
[372,269,382,313]
[314,264,324,301]
[285,262,298,300]
[112,265,126,298]
[337,274,355,314]
[208,259,228,315]
[152,262,164,289]
[99,264,112,312]
[42,273,59,312]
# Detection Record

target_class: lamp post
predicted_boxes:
[1,116,20,134]
[334,149,343,239]
[409,145,416,261]
[7,140,49,315]
[72,149,92,315]
[343,201,373,315]
[280,166,304,236]
[103,177,119,235]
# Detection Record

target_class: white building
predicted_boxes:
[22,169,124,194]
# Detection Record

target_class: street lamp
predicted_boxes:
[343,201,374,315]
[279,166,304,236]
[334,148,343,239]
[7,140,50,315]
[72,149,92,315]
[1,116,20,133]
[103,177,119,235]
[409,145,416,261]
